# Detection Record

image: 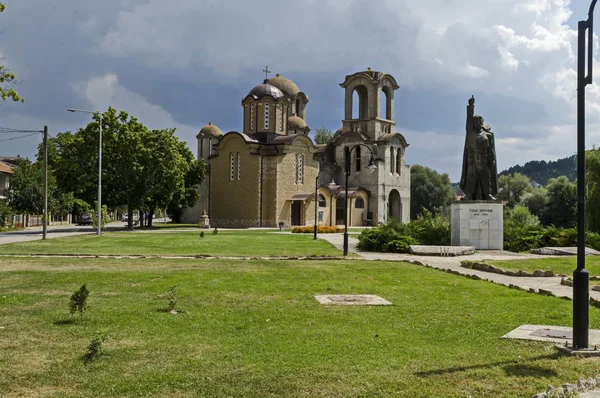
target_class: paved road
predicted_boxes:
[0,221,129,245]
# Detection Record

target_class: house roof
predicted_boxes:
[0,161,13,174]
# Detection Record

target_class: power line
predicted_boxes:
[0,132,40,142]
[0,126,43,133]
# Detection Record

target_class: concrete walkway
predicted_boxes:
[319,234,600,302]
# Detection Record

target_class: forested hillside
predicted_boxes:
[499,155,576,186]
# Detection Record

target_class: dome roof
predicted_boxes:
[288,115,307,129]
[247,80,284,100]
[197,122,222,138]
[267,74,300,96]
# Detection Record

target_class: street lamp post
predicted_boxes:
[343,144,377,256]
[572,0,598,350]
[67,108,103,236]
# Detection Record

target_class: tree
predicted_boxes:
[497,172,531,205]
[167,141,206,223]
[521,188,548,220]
[143,129,205,226]
[314,127,333,145]
[542,176,576,228]
[7,159,46,213]
[0,4,23,103]
[586,149,600,232]
[410,165,455,219]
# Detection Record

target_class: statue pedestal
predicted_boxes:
[451,201,503,250]
[199,214,210,229]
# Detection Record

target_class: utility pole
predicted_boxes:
[42,125,48,240]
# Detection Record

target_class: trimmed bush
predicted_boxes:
[292,226,343,234]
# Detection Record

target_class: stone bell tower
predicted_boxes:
[339,68,400,140]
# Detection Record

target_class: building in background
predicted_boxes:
[181,69,410,227]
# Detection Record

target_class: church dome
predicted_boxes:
[288,115,306,129]
[247,80,284,100]
[267,74,300,96]
[197,122,222,138]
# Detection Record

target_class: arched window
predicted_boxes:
[381,87,392,120]
[295,99,300,117]
[292,154,297,184]
[355,198,365,209]
[356,147,361,171]
[298,154,304,184]
[390,147,395,173]
[395,148,401,174]
[352,86,368,119]
[264,102,270,129]
[279,104,284,132]
[229,153,234,181]
[237,152,241,180]
[318,194,326,207]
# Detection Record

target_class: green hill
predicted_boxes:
[499,155,576,186]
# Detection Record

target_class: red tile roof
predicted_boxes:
[0,161,13,174]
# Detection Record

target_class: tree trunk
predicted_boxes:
[148,208,154,228]
[127,206,134,230]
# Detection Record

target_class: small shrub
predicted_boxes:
[407,210,450,245]
[69,284,89,319]
[167,285,178,312]
[213,228,218,235]
[84,332,106,362]
[199,231,205,238]
[385,236,416,253]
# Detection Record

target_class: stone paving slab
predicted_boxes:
[409,245,475,256]
[531,247,600,256]
[314,294,392,306]
[502,324,600,346]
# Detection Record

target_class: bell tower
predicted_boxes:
[339,68,400,140]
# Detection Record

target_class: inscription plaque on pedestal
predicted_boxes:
[451,201,503,250]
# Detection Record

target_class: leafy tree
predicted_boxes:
[542,176,576,228]
[0,4,23,103]
[167,142,206,223]
[410,165,455,219]
[314,127,333,145]
[143,129,205,227]
[521,188,548,219]
[587,149,600,232]
[497,172,531,205]
[7,159,46,213]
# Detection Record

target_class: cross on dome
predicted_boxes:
[262,65,271,80]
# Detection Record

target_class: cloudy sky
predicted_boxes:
[0,0,598,181]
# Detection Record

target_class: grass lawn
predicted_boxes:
[486,256,600,277]
[0,231,343,257]
[1,257,600,397]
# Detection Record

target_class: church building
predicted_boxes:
[181,69,410,228]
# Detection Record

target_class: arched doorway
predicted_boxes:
[388,190,402,221]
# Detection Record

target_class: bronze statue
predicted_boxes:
[459,96,498,201]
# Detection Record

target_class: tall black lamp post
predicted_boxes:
[573,0,598,350]
[343,144,377,256]
[313,170,336,241]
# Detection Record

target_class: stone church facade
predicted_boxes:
[181,69,410,228]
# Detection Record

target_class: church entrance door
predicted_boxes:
[388,189,402,221]
[291,201,302,225]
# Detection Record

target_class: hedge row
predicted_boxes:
[292,226,343,234]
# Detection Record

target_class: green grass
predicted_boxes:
[0,231,342,257]
[1,257,600,397]
[486,256,600,276]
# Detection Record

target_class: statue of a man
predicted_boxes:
[459,96,498,201]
